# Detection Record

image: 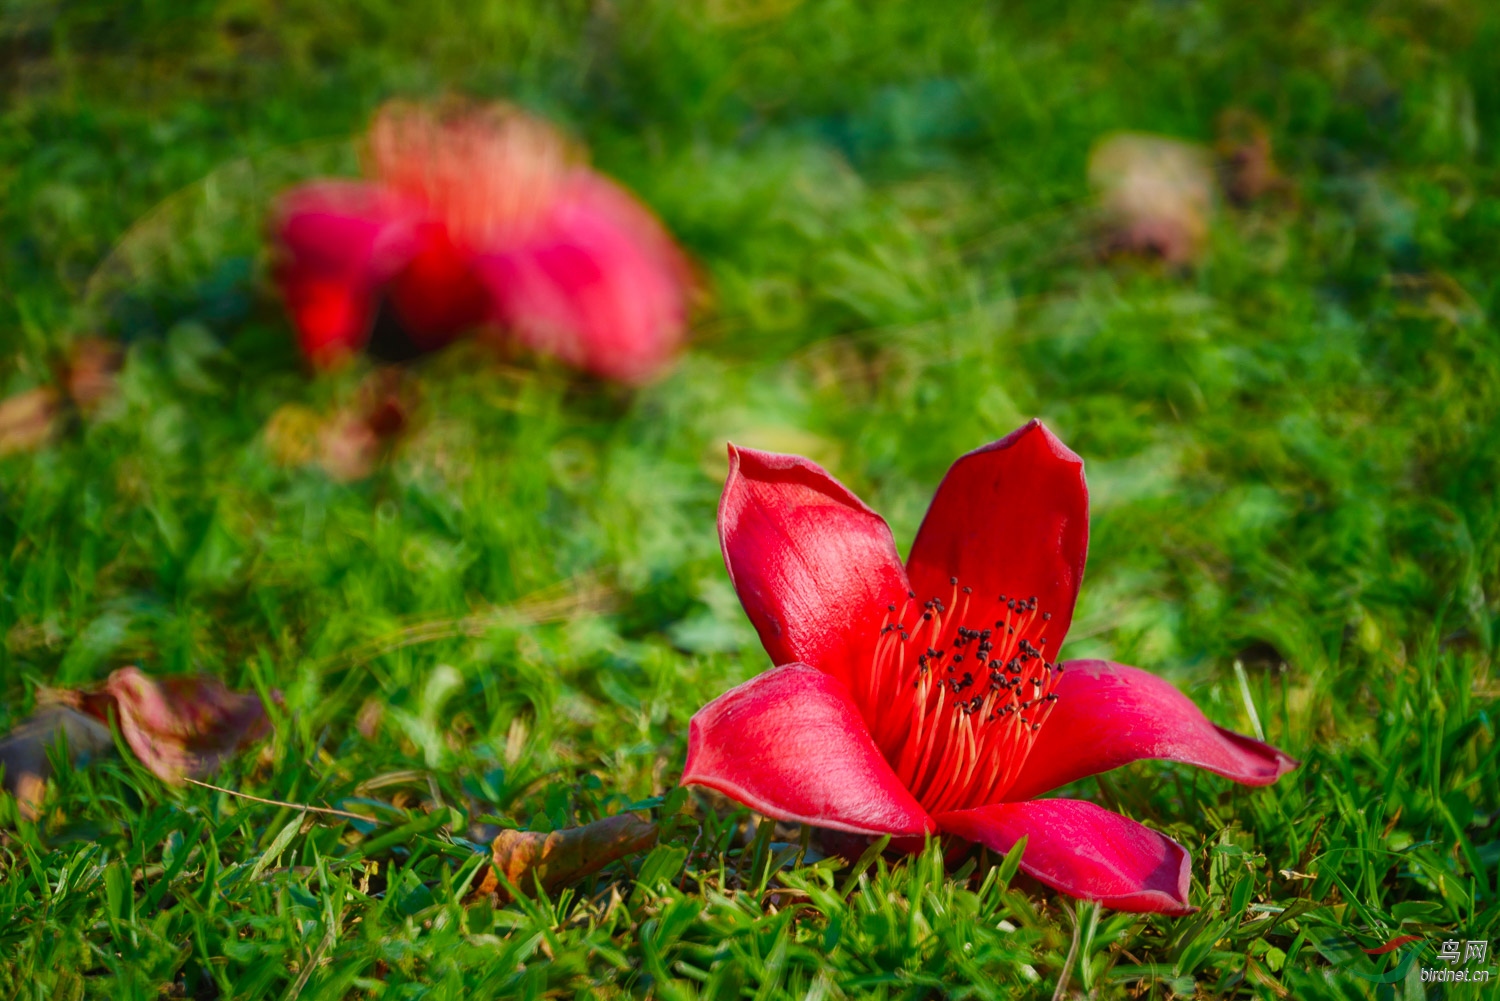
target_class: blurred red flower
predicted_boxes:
[272,102,693,383]
[684,420,1297,914]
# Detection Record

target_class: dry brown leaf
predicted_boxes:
[265,369,416,481]
[264,403,325,466]
[1217,110,1292,207]
[0,388,61,456]
[0,706,116,820]
[317,412,386,482]
[0,338,122,459]
[1089,132,1215,267]
[473,813,658,902]
[61,338,123,416]
[355,697,384,740]
[67,666,274,784]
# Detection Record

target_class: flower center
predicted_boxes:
[367,101,574,248]
[854,577,1063,814]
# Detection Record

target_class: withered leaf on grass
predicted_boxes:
[41,666,274,785]
[0,388,60,456]
[0,706,116,820]
[61,337,123,416]
[474,812,658,903]
[265,369,417,482]
[0,339,122,459]
[1089,132,1216,267]
[1217,109,1293,207]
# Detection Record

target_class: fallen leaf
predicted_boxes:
[0,338,123,459]
[263,403,325,466]
[0,387,61,456]
[317,411,386,482]
[358,370,414,438]
[1216,110,1292,207]
[61,337,123,416]
[356,697,384,740]
[0,706,116,820]
[474,813,658,902]
[323,369,414,482]
[1089,132,1215,267]
[68,666,274,784]
[265,369,417,482]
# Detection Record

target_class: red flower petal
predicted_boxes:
[683,664,934,836]
[718,446,912,692]
[271,181,422,368]
[1003,660,1299,802]
[478,174,691,384]
[906,420,1089,646]
[386,222,492,350]
[935,799,1194,914]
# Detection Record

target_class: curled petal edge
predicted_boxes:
[683,664,934,838]
[937,798,1195,915]
[717,446,911,689]
[1004,660,1299,802]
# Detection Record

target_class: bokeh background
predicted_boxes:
[1,2,1497,998]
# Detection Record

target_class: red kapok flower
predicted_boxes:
[683,420,1297,914]
[271,101,693,382]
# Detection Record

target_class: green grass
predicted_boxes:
[2,0,1499,997]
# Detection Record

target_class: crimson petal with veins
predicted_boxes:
[1003,660,1300,802]
[936,799,1194,914]
[683,664,935,837]
[906,420,1089,645]
[271,181,423,367]
[477,174,692,384]
[386,221,491,349]
[717,446,912,692]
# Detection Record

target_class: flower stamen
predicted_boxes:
[858,578,1062,813]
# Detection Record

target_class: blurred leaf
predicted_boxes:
[66,666,273,784]
[0,706,115,820]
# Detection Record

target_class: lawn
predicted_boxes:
[1,1,1498,998]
